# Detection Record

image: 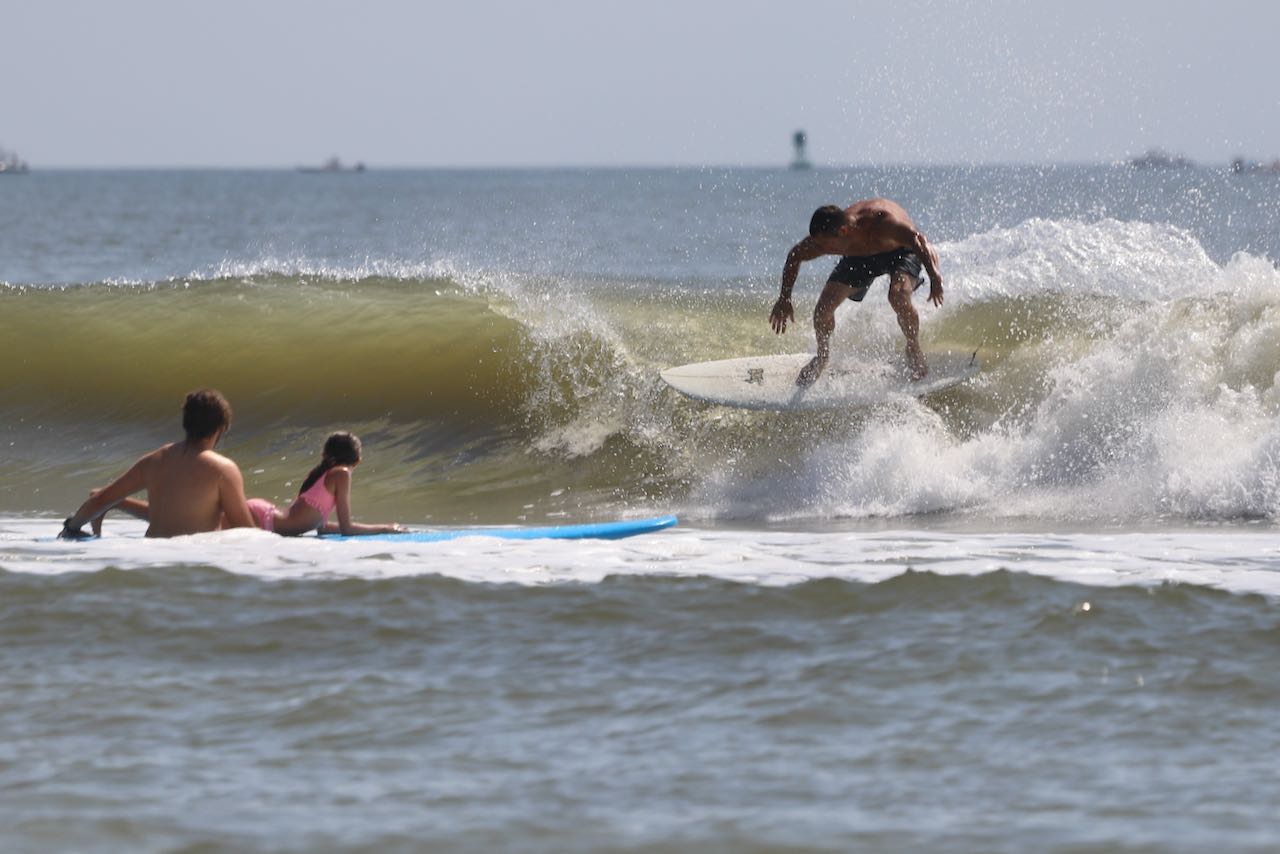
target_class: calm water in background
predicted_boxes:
[3,166,1280,851]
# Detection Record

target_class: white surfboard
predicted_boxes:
[660,350,980,411]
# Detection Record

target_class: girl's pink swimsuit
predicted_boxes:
[246,498,278,532]
[294,472,338,519]
[246,471,339,533]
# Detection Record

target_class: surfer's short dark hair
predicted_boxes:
[809,205,848,236]
[182,388,233,440]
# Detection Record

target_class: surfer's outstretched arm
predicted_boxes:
[87,491,150,536]
[61,457,149,538]
[771,237,825,334]
[913,230,944,307]
[320,467,406,536]
[881,219,944,307]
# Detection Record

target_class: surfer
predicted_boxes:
[86,431,407,537]
[240,431,406,536]
[59,388,256,539]
[769,199,944,384]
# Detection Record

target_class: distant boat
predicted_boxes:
[0,146,29,174]
[1127,148,1191,169]
[297,156,365,173]
[1230,156,1280,175]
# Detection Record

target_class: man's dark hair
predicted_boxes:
[182,388,233,440]
[809,205,848,237]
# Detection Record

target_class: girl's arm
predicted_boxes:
[322,468,406,535]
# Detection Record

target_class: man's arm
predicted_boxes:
[771,237,826,334]
[88,492,149,537]
[217,461,256,530]
[60,456,150,538]
[883,220,944,307]
[913,230,944,306]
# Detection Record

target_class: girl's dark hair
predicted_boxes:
[299,432,362,494]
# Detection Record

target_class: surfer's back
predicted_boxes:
[138,442,241,537]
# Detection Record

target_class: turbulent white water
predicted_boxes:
[7,517,1280,599]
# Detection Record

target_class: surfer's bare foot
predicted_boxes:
[797,355,827,387]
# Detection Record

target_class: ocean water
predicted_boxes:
[3,166,1280,851]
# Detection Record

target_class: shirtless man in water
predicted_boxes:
[769,199,944,385]
[59,388,256,539]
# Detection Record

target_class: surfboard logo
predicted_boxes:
[746,368,765,385]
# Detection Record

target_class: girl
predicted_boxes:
[92,432,405,537]
[245,432,405,536]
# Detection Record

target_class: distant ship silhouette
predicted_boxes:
[0,145,29,174]
[297,156,366,173]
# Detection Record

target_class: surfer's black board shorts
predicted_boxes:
[828,248,925,302]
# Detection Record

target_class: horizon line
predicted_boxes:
[6,158,1248,171]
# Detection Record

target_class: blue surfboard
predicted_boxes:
[320,514,678,543]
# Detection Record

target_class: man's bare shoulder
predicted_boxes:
[137,442,178,467]
[789,235,830,259]
[199,449,243,476]
[848,198,913,223]
[151,444,241,480]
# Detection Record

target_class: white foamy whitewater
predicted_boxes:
[5,518,1280,599]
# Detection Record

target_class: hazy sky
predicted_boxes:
[5,0,1279,167]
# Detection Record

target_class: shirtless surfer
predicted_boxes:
[769,199,944,385]
[58,388,256,539]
